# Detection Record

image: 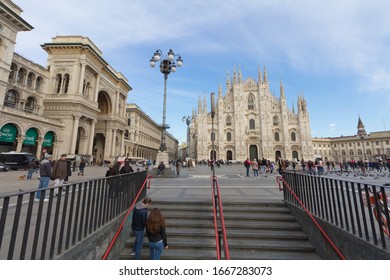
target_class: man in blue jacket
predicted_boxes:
[131,197,152,259]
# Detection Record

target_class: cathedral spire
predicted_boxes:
[238,65,242,83]
[198,96,202,113]
[263,66,268,84]
[218,83,223,98]
[357,115,367,136]
[226,70,231,90]
[280,80,285,99]
[258,65,262,83]
[233,65,237,84]
[203,96,207,113]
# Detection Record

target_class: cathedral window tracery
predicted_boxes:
[249,119,255,129]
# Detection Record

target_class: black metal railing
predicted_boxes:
[0,172,147,260]
[281,171,390,250]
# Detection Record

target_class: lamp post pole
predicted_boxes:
[150,49,183,173]
[182,116,191,158]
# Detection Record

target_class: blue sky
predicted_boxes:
[12,0,390,144]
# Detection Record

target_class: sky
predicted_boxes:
[11,0,390,144]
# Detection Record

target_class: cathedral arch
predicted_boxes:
[291,132,296,142]
[226,132,232,142]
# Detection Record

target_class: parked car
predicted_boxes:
[0,162,10,172]
[0,152,37,170]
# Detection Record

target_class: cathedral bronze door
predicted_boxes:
[249,145,258,161]
[226,150,233,161]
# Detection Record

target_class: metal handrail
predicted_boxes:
[276,175,346,260]
[102,174,152,260]
[210,175,230,260]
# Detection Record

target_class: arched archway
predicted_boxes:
[226,150,233,161]
[0,123,19,152]
[97,91,112,115]
[249,145,258,161]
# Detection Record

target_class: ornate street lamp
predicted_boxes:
[150,49,183,170]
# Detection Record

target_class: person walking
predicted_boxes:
[78,159,86,175]
[251,159,259,178]
[35,154,52,201]
[146,208,168,260]
[244,158,251,176]
[175,160,181,176]
[131,197,152,259]
[157,162,165,177]
[120,159,134,174]
[51,154,68,196]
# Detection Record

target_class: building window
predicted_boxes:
[226,116,232,126]
[8,63,17,81]
[227,132,231,142]
[55,74,62,93]
[376,148,381,155]
[275,132,280,142]
[35,77,42,91]
[17,68,27,84]
[4,90,17,108]
[63,74,70,93]
[27,73,35,88]
[291,132,296,142]
[349,143,352,147]
[341,150,346,156]
[25,97,35,113]
[376,141,379,145]
[367,149,372,155]
[249,119,255,129]
[211,132,215,141]
[349,150,354,156]
[273,115,279,126]
[248,94,254,110]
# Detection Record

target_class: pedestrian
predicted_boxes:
[51,154,68,195]
[244,158,251,176]
[35,154,52,201]
[157,161,165,177]
[120,159,134,174]
[131,197,152,260]
[175,160,181,176]
[26,160,36,180]
[251,159,259,178]
[78,159,86,175]
[146,208,168,260]
[64,159,72,183]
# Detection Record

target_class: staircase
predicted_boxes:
[119,200,321,260]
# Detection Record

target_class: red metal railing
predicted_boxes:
[276,175,346,260]
[101,174,152,260]
[210,175,230,260]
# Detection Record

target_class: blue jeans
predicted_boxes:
[132,229,144,260]
[245,166,250,176]
[149,241,164,260]
[253,169,258,177]
[36,176,50,199]
[27,168,35,179]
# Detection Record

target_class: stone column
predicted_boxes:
[88,119,96,156]
[36,138,43,158]
[78,62,86,95]
[120,130,125,156]
[70,115,80,154]
[94,74,101,102]
[111,129,117,157]
[16,135,24,152]
[104,122,113,160]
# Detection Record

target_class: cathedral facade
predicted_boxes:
[191,67,313,162]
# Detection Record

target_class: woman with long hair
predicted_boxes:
[146,208,168,260]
